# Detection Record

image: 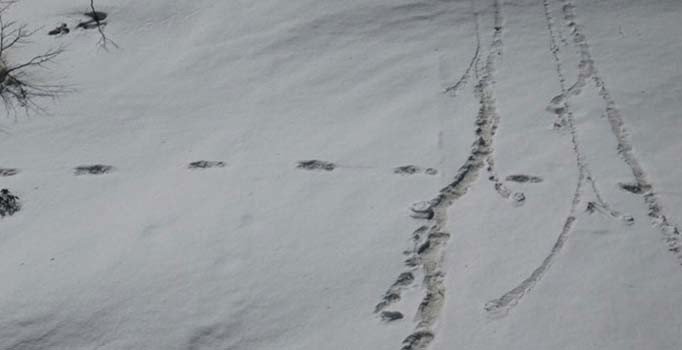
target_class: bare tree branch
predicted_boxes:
[0,0,68,115]
[6,47,62,73]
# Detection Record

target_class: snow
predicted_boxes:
[1,0,681,349]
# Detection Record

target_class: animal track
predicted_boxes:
[506,174,543,183]
[394,166,438,176]
[297,160,336,171]
[618,182,648,194]
[443,26,481,98]
[380,311,404,322]
[0,168,19,177]
[378,3,509,349]
[401,331,434,350]
[74,164,115,175]
[188,160,226,169]
[486,0,655,318]
[558,0,680,256]
[375,271,416,313]
[465,4,523,207]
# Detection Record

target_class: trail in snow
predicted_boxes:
[541,0,630,225]
[443,7,480,99]
[445,0,522,207]
[485,0,675,317]
[484,110,525,206]
[376,1,508,349]
[558,0,682,257]
[471,1,523,207]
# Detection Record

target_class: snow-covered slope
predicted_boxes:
[1,0,681,349]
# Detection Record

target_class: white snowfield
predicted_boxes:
[1,0,681,349]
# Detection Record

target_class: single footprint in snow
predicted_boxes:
[380,311,404,322]
[617,182,649,194]
[505,174,543,183]
[188,160,226,169]
[297,160,336,171]
[511,192,526,204]
[394,165,438,176]
[410,201,434,220]
[74,164,115,175]
[424,168,438,175]
[402,331,434,350]
[394,165,420,175]
[0,168,19,177]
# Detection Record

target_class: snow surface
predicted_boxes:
[1,0,681,349]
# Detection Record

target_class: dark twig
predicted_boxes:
[89,0,117,49]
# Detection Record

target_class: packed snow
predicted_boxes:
[1,0,681,349]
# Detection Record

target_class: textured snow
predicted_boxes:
[1,0,681,349]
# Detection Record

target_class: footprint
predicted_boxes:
[0,168,19,177]
[424,168,438,176]
[74,164,114,175]
[394,165,438,176]
[401,331,434,350]
[410,201,434,220]
[380,311,404,322]
[188,161,226,169]
[505,174,543,183]
[618,182,649,194]
[394,165,420,175]
[511,192,526,204]
[297,160,336,171]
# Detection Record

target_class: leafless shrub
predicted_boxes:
[0,1,66,114]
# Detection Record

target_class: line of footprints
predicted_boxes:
[0,160,440,178]
[0,159,552,220]
[0,159,435,218]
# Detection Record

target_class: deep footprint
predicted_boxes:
[394,165,420,175]
[401,331,434,350]
[618,182,648,194]
[74,164,115,175]
[0,168,19,177]
[380,311,404,322]
[297,160,336,171]
[394,165,438,176]
[188,161,226,169]
[505,174,543,183]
